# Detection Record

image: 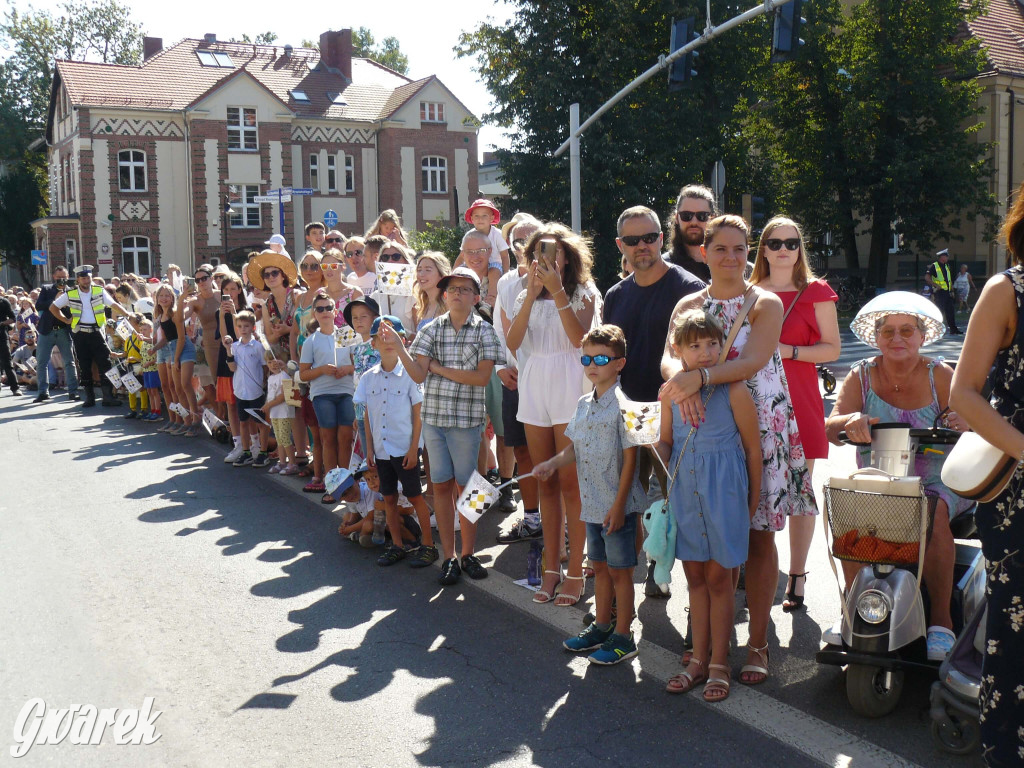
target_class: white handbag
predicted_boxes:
[940,431,1018,502]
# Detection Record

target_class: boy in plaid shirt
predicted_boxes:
[397,267,505,586]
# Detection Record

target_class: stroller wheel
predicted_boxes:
[931,713,981,756]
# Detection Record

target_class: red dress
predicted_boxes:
[777,279,837,460]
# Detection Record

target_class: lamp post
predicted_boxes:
[221,195,236,266]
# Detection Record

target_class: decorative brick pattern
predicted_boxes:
[92,117,184,138]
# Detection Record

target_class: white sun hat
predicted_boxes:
[850,291,946,348]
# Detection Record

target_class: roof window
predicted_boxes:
[290,89,310,102]
[327,92,347,105]
[197,51,234,68]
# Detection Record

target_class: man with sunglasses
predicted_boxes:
[667,184,717,281]
[324,230,347,250]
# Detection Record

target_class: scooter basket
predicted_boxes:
[824,473,928,567]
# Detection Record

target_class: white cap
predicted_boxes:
[265,234,286,246]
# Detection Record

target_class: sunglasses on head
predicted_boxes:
[314,305,335,313]
[677,210,711,223]
[300,262,322,271]
[325,237,343,244]
[765,238,801,252]
[378,252,405,263]
[580,354,622,366]
[620,232,661,247]
[262,269,282,279]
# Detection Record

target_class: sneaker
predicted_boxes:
[496,519,542,544]
[124,410,138,420]
[233,451,254,467]
[439,557,461,586]
[377,545,408,567]
[145,412,163,422]
[927,627,956,661]
[32,393,50,403]
[564,622,614,653]
[460,554,488,580]
[252,452,271,468]
[822,617,844,646]
[409,545,439,568]
[279,464,300,476]
[224,444,244,463]
[588,632,638,666]
[268,462,283,474]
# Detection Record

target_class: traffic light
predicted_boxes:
[771,0,806,63]
[669,17,699,90]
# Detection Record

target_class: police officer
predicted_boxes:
[33,265,81,402]
[926,248,962,335]
[48,265,130,407]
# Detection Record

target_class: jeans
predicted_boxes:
[36,326,79,395]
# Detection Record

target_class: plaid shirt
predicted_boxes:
[408,311,504,428]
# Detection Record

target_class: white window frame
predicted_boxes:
[229,185,261,229]
[421,156,447,194]
[117,149,147,192]
[326,155,337,193]
[121,236,151,276]
[420,101,445,123]
[309,154,319,190]
[226,107,258,151]
[344,154,354,193]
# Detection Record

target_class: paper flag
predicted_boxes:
[119,371,141,394]
[244,408,271,427]
[169,402,189,418]
[201,407,226,435]
[115,319,133,341]
[455,470,500,523]
[375,262,414,297]
[620,399,661,446]
[334,324,359,347]
[104,367,122,387]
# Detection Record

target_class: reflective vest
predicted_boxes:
[67,285,106,330]
[931,261,951,291]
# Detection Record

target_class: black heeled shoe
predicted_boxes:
[782,572,808,613]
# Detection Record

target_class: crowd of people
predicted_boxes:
[1,190,1020,764]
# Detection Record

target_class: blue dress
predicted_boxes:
[669,385,750,568]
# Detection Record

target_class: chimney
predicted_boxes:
[318,29,352,82]
[143,36,163,61]
[204,33,216,44]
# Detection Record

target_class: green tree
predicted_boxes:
[352,26,410,75]
[408,221,464,260]
[233,32,278,45]
[0,164,46,286]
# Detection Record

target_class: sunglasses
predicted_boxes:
[580,354,623,366]
[378,252,406,263]
[465,247,491,257]
[314,305,336,313]
[262,269,282,279]
[765,238,801,252]
[878,325,920,340]
[325,237,343,244]
[346,249,364,257]
[195,274,211,283]
[300,263,322,272]
[677,210,711,223]
[619,232,661,247]
[321,262,343,271]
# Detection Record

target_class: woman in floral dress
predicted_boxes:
[662,214,816,687]
[950,188,1024,766]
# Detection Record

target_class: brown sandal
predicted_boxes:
[665,659,706,694]
[703,664,731,702]
[740,642,770,685]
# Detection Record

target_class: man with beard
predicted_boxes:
[666,184,716,282]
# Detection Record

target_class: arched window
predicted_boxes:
[421,156,447,194]
[122,236,151,276]
[118,149,147,192]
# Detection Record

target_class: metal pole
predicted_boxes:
[570,103,581,234]
[279,189,286,235]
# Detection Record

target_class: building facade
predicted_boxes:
[36,29,479,278]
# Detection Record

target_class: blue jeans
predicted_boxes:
[35,326,78,395]
[585,514,639,570]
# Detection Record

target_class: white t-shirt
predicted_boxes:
[484,226,507,270]
[266,371,294,419]
[348,271,377,295]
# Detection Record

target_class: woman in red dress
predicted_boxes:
[750,216,840,611]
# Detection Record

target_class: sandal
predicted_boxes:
[740,642,770,685]
[297,465,314,478]
[533,570,563,604]
[782,572,808,612]
[303,477,325,493]
[703,664,731,702]
[666,658,707,694]
[554,575,585,607]
[321,492,336,505]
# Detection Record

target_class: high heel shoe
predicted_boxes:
[782,572,808,613]
[533,570,562,603]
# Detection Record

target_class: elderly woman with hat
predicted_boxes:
[824,291,971,659]
[246,250,300,362]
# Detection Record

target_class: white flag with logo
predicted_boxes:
[620,399,661,446]
[455,471,500,523]
[120,370,142,394]
[104,367,122,387]
[115,318,133,341]
[375,262,414,297]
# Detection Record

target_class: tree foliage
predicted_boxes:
[408,221,464,261]
[352,27,410,75]
[0,163,46,286]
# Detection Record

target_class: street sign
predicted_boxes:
[31,250,47,265]
[323,210,338,228]
[291,188,315,195]
[254,195,291,204]
[267,187,292,195]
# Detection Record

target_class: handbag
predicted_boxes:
[941,431,1019,502]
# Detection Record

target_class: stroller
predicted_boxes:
[929,601,986,754]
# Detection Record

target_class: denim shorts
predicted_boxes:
[312,392,354,429]
[155,337,196,365]
[422,423,482,486]
[585,513,638,570]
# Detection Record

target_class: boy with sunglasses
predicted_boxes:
[533,324,646,664]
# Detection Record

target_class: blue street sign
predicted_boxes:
[31,250,47,265]
[267,187,292,195]
[323,210,339,229]
[291,188,315,195]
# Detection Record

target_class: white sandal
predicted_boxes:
[533,570,562,603]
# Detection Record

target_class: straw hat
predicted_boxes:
[850,291,946,348]
[247,250,298,290]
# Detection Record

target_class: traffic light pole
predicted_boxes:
[553,0,795,233]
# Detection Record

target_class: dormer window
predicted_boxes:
[420,101,444,123]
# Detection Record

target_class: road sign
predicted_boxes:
[267,187,292,195]
[323,210,338,229]
[291,188,315,195]
[254,195,291,204]
[31,250,47,265]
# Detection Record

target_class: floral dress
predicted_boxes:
[703,290,817,531]
[976,266,1024,767]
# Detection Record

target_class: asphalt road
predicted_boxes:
[0,372,981,767]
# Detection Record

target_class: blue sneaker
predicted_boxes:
[564,623,613,653]
[588,632,638,666]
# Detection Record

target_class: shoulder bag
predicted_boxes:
[941,431,1018,502]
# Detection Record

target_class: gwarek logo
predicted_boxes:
[11,697,162,757]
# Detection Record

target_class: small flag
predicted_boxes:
[334,324,359,347]
[244,408,271,427]
[620,399,661,446]
[104,367,122,387]
[201,407,225,435]
[115,318,133,341]
[119,370,142,394]
[455,471,500,523]
[375,262,414,296]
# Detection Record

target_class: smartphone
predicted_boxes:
[539,239,558,267]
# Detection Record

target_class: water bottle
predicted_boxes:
[527,541,542,586]
[372,510,386,545]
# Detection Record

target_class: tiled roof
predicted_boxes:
[53,38,420,122]
[969,0,1024,77]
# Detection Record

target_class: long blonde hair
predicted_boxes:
[366,209,408,243]
[750,216,815,291]
[153,284,177,322]
[414,251,451,324]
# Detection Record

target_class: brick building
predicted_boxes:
[35,29,480,278]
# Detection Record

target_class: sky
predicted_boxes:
[9,0,517,159]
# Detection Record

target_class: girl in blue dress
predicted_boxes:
[657,309,761,703]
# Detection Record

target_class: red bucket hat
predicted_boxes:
[464,198,501,226]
